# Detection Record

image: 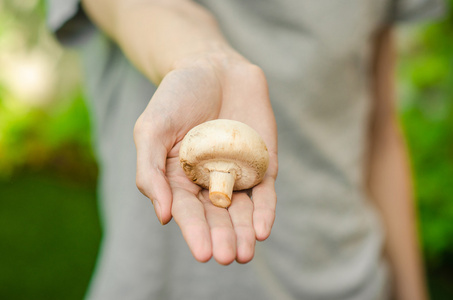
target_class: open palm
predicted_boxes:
[134,60,278,264]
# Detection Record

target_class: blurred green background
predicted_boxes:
[0,0,452,299]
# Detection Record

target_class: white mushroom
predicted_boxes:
[179,119,269,208]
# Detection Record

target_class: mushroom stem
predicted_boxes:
[209,170,236,208]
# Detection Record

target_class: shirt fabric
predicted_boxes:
[46,1,444,299]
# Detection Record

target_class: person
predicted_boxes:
[46,0,444,299]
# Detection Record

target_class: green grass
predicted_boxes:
[0,171,101,300]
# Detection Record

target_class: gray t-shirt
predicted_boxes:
[46,1,444,299]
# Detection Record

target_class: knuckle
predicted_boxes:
[135,175,147,194]
[245,64,267,83]
[248,64,265,77]
[226,62,267,83]
[133,115,146,138]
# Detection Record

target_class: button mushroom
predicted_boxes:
[179,119,269,208]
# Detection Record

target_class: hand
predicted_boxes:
[134,54,278,265]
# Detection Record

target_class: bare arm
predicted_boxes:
[82,0,242,84]
[368,28,428,300]
[81,0,278,265]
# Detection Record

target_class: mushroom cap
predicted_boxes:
[179,119,269,190]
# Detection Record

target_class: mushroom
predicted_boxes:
[179,119,269,208]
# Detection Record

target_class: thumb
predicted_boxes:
[134,118,174,224]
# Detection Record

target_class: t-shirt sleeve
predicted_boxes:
[45,0,96,46]
[387,0,446,23]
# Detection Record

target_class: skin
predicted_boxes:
[81,0,278,265]
[368,28,429,300]
[82,0,429,297]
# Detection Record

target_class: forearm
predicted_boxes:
[368,29,428,300]
[368,124,427,300]
[81,0,240,84]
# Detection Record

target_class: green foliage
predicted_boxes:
[0,91,97,181]
[0,172,101,300]
[398,0,453,265]
[0,0,97,181]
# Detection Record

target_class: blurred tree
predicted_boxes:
[397,0,453,267]
[0,0,97,182]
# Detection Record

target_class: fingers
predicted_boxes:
[200,190,255,265]
[252,175,277,241]
[199,190,236,265]
[172,184,265,265]
[172,186,257,265]
[228,192,256,264]
[172,187,213,263]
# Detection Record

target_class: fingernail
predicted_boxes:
[152,199,163,225]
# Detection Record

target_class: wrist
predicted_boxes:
[169,46,256,84]
[114,1,240,85]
